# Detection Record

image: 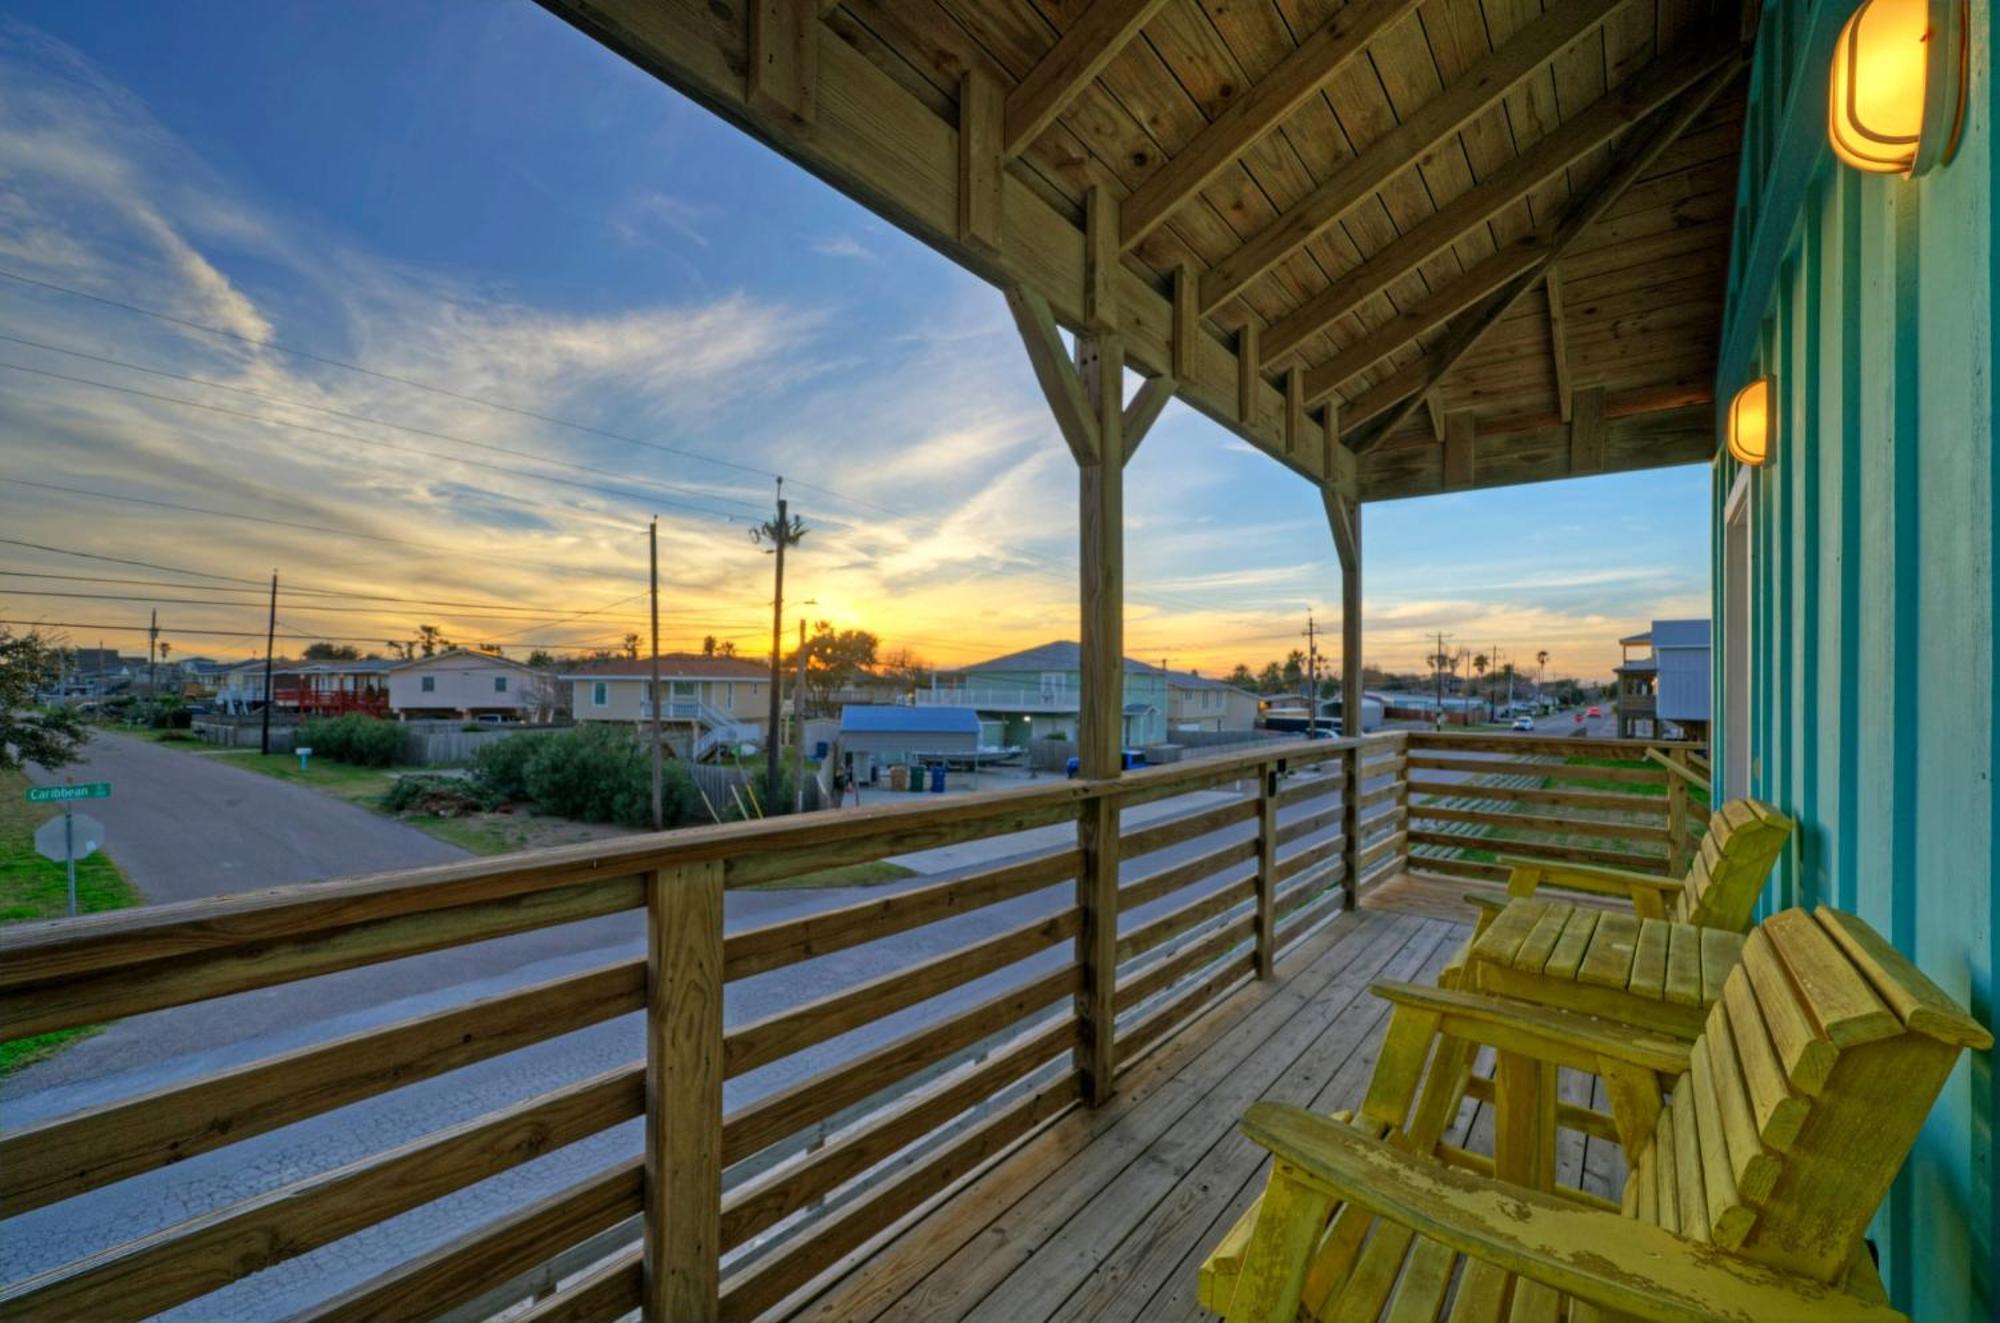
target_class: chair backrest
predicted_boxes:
[1672,798,1794,930]
[1621,906,1990,1282]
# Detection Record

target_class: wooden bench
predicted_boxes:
[1200,905,1990,1321]
[1464,897,1744,1039]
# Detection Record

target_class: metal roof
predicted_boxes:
[961,640,1162,675]
[839,705,981,736]
[1651,618,1712,649]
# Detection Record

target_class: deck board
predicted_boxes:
[793,875,1623,1321]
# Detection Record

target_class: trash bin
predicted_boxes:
[929,763,946,793]
[888,764,908,792]
[908,764,925,793]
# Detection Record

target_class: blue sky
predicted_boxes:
[0,2,1709,679]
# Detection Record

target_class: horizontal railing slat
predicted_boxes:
[516,1243,641,1323]
[1405,752,1669,786]
[1405,830,1666,873]
[0,876,644,1042]
[0,955,645,1218]
[1114,951,1258,1072]
[1404,778,1668,815]
[721,967,1078,1165]
[1114,875,1255,964]
[1275,802,1342,848]
[1406,802,1672,845]
[723,848,1079,980]
[1117,836,1258,914]
[0,1063,644,1322]
[1114,911,1256,1014]
[1118,795,1256,859]
[725,908,1080,1080]
[297,1160,643,1323]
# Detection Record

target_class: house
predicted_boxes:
[1161,670,1258,733]
[563,654,768,759]
[284,659,399,717]
[388,650,539,720]
[1613,620,1710,740]
[835,705,980,779]
[920,640,1168,748]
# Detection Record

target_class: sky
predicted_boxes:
[0,2,1710,683]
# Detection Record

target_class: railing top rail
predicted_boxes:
[0,734,1374,980]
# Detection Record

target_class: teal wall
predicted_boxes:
[1712,5,1993,1316]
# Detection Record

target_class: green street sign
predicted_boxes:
[26,783,111,804]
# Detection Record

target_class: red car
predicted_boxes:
[1585,705,1603,718]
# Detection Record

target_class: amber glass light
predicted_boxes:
[1829,0,1964,176]
[1726,377,1773,467]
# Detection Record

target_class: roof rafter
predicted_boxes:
[1196,0,1624,317]
[1256,29,1741,365]
[1346,60,1745,455]
[1117,0,1419,252]
[1004,0,1172,158]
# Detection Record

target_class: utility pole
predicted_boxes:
[649,518,663,831]
[147,608,158,698]
[259,571,278,755]
[1303,612,1319,729]
[1431,630,1451,729]
[794,615,809,813]
[751,480,807,812]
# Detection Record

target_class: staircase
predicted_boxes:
[642,698,762,761]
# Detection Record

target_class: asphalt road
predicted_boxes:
[23,731,466,903]
[0,743,1349,1318]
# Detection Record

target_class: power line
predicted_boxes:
[0,536,270,586]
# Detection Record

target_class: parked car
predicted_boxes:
[1511,715,1535,732]
[1585,705,1603,718]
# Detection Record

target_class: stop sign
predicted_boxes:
[34,811,104,863]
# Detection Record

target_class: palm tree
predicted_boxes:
[1536,649,1550,700]
[1472,652,1489,700]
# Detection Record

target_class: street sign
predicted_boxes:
[26,782,110,804]
[35,811,103,863]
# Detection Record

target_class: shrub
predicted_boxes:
[299,714,404,767]
[470,731,554,802]
[383,773,494,816]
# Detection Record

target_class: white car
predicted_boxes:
[1511,715,1536,732]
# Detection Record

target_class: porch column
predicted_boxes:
[1326,482,1362,909]
[1006,264,1176,1107]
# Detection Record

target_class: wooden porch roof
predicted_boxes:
[542,0,1747,501]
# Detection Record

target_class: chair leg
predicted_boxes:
[1223,1162,1339,1323]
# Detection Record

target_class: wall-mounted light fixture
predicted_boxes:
[1726,376,1774,467]
[1828,0,1967,176]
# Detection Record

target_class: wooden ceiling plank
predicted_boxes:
[1002,0,1174,157]
[1117,0,1420,251]
[1196,0,1624,316]
[1258,27,1736,363]
[1345,57,1742,458]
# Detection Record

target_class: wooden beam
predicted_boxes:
[1122,375,1177,463]
[1443,410,1476,490]
[1570,383,1606,474]
[1424,392,1445,443]
[644,859,724,1320]
[1285,366,1305,456]
[1237,322,1260,426]
[1347,62,1744,455]
[1302,237,1544,404]
[1358,403,1714,500]
[1005,285,1098,464]
[747,0,816,124]
[1257,30,1739,364]
[1170,263,1197,381]
[1004,0,1171,157]
[1197,0,1623,316]
[1117,0,1419,251]
[957,69,1005,253]
[1085,184,1119,331]
[1546,267,1572,422]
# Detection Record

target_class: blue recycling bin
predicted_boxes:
[813,740,829,760]
[929,763,946,793]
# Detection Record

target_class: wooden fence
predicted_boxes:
[1400,730,1709,885]
[0,732,1410,1321]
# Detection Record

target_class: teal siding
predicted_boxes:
[1714,5,1994,1317]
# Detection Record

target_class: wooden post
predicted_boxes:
[1074,329,1124,1106]
[1254,760,1279,977]
[644,859,724,1320]
[1665,746,1689,876]
[1326,488,1363,907]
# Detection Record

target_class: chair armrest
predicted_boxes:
[1239,1104,1904,1323]
[1498,855,1684,898]
[1370,980,1690,1076]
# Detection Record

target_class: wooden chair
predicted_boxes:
[1489,797,1794,932]
[1200,906,1990,1321]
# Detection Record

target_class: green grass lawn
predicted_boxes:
[0,766,143,1073]
[203,750,403,805]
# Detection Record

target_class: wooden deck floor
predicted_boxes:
[792,874,1625,1321]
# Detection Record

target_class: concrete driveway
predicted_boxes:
[23,731,466,905]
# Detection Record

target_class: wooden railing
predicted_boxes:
[0,732,1409,1321]
[1401,730,1709,885]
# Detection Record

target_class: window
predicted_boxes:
[494,676,508,693]
[592,681,609,707]
[1723,468,1752,796]
[420,675,435,693]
